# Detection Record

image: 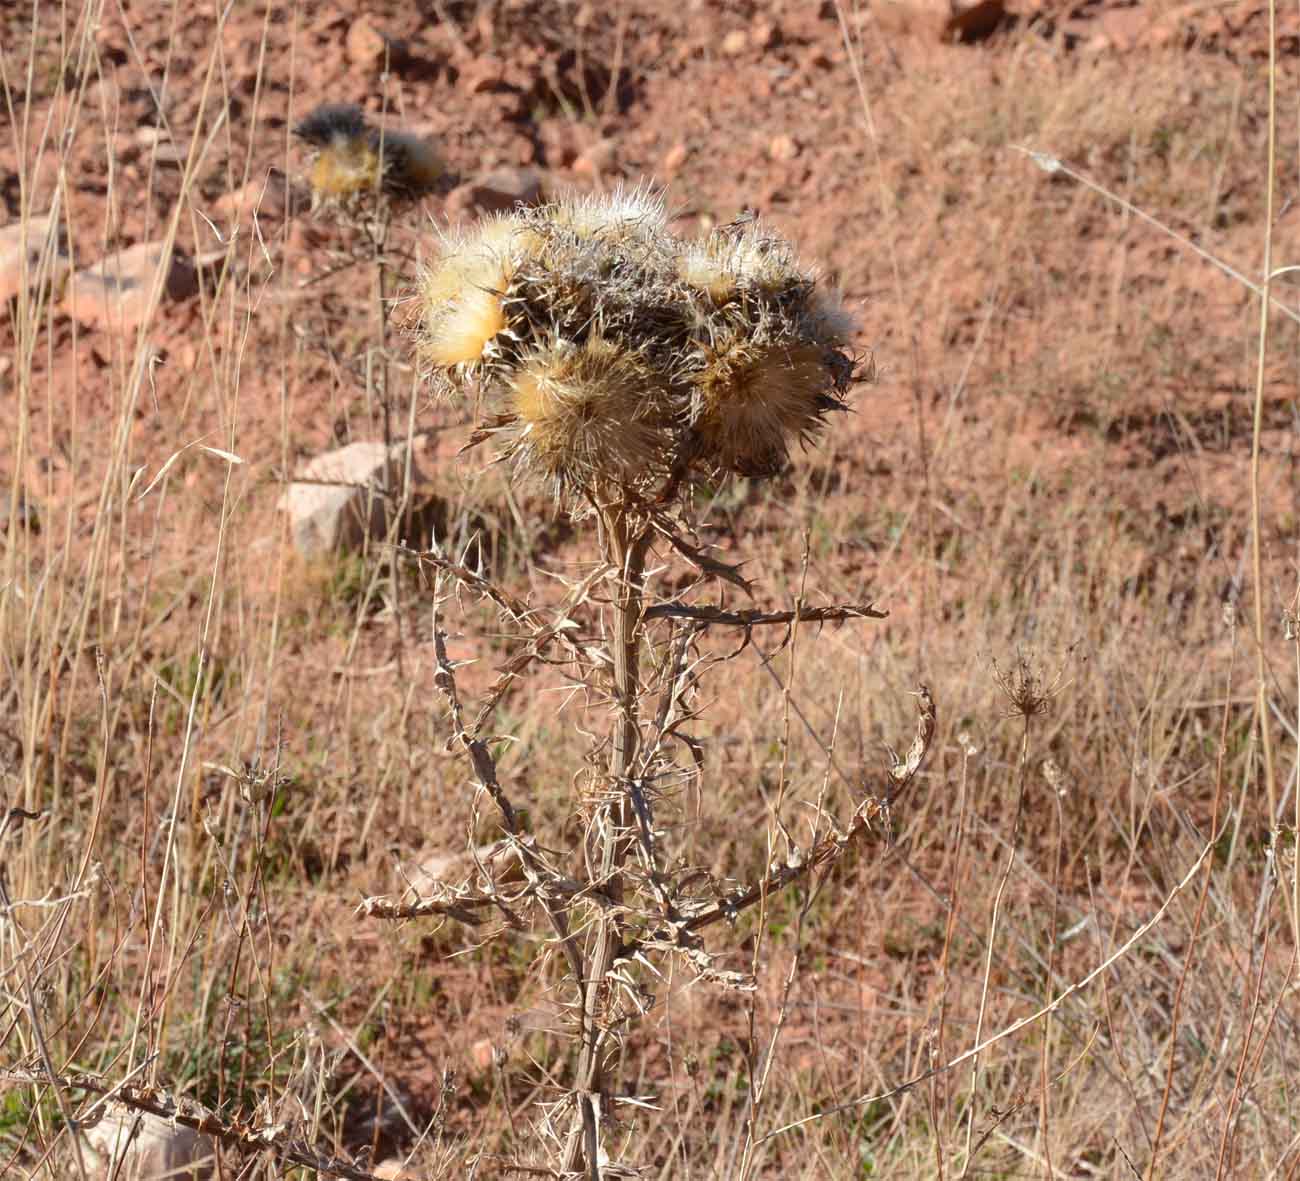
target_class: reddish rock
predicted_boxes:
[458,55,507,94]
[471,1038,497,1070]
[135,124,186,166]
[0,215,71,304]
[345,16,407,67]
[872,0,1006,41]
[662,141,689,173]
[62,243,197,333]
[768,133,800,162]
[452,166,545,215]
[1098,7,1154,51]
[751,18,782,49]
[373,1162,420,1181]
[537,119,585,168]
[572,139,617,178]
[1142,3,1200,49]
[209,170,304,234]
[720,29,749,56]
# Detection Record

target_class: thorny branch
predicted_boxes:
[403,542,609,740]
[406,544,538,627]
[362,560,926,988]
[615,685,934,987]
[617,798,886,989]
[359,542,915,1175]
[643,602,887,627]
[886,684,937,805]
[359,598,586,984]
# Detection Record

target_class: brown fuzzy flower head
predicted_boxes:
[688,337,837,478]
[498,335,672,491]
[416,188,866,498]
[676,220,858,477]
[295,103,442,208]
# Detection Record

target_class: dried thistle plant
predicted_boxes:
[357,186,927,1179]
[294,103,442,211]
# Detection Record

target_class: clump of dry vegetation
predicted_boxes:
[357,186,914,1175]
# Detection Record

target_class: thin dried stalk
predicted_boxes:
[563,509,652,1177]
[425,606,585,985]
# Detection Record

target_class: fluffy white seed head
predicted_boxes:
[419,215,541,370]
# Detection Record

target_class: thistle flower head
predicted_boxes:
[688,337,837,478]
[415,188,866,502]
[418,215,541,370]
[295,103,441,208]
[546,184,669,248]
[677,220,807,307]
[372,129,444,196]
[498,335,672,493]
[294,104,368,148]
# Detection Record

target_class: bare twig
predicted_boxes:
[643,602,887,627]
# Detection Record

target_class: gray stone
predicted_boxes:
[63,242,198,332]
[84,1104,214,1180]
[278,440,426,556]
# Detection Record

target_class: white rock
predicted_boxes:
[84,1105,214,1180]
[278,440,426,556]
[62,242,197,332]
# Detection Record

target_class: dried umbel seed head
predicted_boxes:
[294,103,441,207]
[418,215,542,369]
[415,188,866,500]
[498,335,673,492]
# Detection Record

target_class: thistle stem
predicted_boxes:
[565,507,650,1178]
